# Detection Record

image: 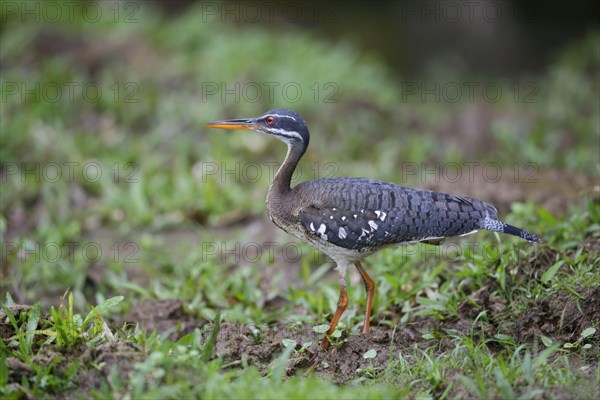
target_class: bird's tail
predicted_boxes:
[480,216,539,242]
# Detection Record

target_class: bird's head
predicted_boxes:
[206,109,310,148]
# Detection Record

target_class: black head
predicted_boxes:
[206,109,310,148]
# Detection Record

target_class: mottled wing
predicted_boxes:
[300,206,396,250]
[297,178,498,250]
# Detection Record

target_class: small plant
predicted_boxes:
[312,323,344,347]
[281,338,313,354]
[47,292,123,348]
[541,327,597,350]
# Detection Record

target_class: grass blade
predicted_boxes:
[201,312,221,362]
[541,260,565,284]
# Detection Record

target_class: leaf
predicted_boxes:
[300,341,312,352]
[456,375,485,398]
[84,296,125,326]
[0,304,18,331]
[281,338,297,349]
[312,324,329,334]
[0,352,7,386]
[580,327,596,339]
[541,260,565,284]
[536,208,556,224]
[270,346,293,382]
[176,331,198,346]
[540,335,553,347]
[363,349,377,359]
[495,368,515,400]
[94,296,125,314]
[5,292,15,306]
[493,334,514,342]
[201,312,221,362]
[25,304,42,352]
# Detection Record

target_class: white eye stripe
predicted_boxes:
[266,127,303,141]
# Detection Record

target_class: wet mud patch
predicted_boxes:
[506,239,600,343]
[124,299,208,340]
[68,341,145,396]
[517,286,600,343]
[214,322,285,370]
[211,322,425,383]
[6,343,85,396]
[3,305,144,396]
[315,326,410,384]
[5,333,144,398]
[450,239,600,343]
[5,290,599,393]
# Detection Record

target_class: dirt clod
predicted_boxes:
[518,286,600,342]
[1,304,32,340]
[125,299,207,340]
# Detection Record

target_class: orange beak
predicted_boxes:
[205,118,259,131]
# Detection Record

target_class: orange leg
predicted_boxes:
[321,271,348,349]
[355,261,375,334]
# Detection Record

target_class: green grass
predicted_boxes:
[2,202,598,398]
[1,1,599,398]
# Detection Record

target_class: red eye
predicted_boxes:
[266,116,275,125]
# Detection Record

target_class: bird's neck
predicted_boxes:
[268,142,306,199]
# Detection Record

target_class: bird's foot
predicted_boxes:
[303,337,331,375]
[304,349,326,376]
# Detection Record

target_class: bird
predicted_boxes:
[206,108,539,351]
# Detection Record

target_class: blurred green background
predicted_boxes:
[1,1,599,398]
[2,1,598,301]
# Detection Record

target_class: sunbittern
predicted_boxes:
[206,109,539,351]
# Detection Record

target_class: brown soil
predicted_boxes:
[4,325,143,398]
[4,273,600,392]
[0,304,33,340]
[517,286,600,342]
[124,299,206,340]
[4,242,599,392]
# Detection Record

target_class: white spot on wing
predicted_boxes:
[317,224,328,241]
[368,220,378,231]
[309,222,315,231]
[358,228,370,240]
[338,227,347,239]
[341,216,346,221]
[375,210,387,221]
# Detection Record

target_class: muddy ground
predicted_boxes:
[3,175,600,394]
[3,268,599,393]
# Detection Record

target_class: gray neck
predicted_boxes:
[267,141,306,201]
